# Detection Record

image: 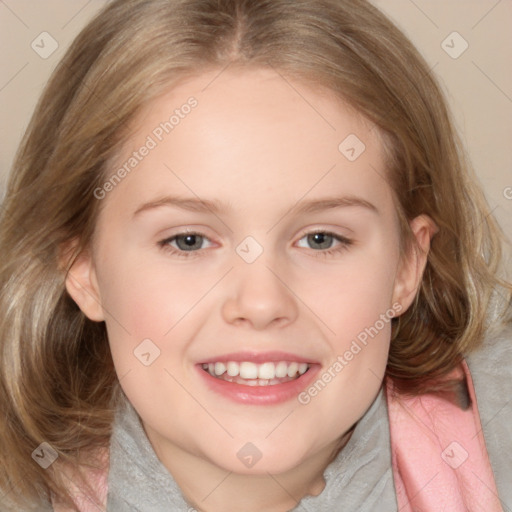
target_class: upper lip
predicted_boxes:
[198,351,318,365]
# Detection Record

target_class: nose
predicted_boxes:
[221,260,299,330]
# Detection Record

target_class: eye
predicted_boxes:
[158,231,214,256]
[298,232,334,250]
[296,230,352,256]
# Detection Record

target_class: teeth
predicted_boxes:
[226,361,239,377]
[202,360,310,381]
[258,362,275,380]
[287,362,299,378]
[214,362,226,376]
[275,361,288,378]
[240,362,258,379]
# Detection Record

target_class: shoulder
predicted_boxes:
[465,322,512,506]
[465,322,512,396]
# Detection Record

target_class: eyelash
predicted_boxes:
[157,229,353,259]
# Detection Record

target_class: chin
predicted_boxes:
[204,441,311,476]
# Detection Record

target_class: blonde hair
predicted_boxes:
[1,0,510,507]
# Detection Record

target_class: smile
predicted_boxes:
[201,361,310,386]
[196,353,320,405]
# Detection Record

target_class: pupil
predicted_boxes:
[177,234,201,250]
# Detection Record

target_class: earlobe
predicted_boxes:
[392,214,438,313]
[64,249,105,322]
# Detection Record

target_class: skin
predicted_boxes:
[66,67,434,512]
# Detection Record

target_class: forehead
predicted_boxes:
[100,67,391,220]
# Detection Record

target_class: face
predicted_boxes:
[67,67,429,477]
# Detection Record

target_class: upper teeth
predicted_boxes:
[203,361,309,380]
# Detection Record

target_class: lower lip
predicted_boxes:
[196,364,321,405]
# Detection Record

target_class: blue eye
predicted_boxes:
[172,233,205,251]
[303,232,334,250]
[158,232,213,256]
[158,230,352,259]
[296,231,352,256]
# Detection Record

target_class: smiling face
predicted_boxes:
[66,67,429,482]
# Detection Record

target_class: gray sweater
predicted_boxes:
[106,325,512,511]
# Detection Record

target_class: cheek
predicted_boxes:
[298,277,393,445]
[298,243,397,402]
[301,243,398,334]
[96,251,205,337]
[92,254,190,386]
[95,257,200,423]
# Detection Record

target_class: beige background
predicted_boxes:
[1,0,511,240]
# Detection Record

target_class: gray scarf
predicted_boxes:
[107,387,396,511]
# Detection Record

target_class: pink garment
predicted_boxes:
[51,447,109,512]
[386,360,502,511]
[53,360,502,511]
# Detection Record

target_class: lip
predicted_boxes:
[196,360,322,405]
[198,351,318,365]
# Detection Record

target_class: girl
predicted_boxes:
[0,0,510,511]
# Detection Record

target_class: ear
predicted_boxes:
[64,247,105,322]
[392,214,438,313]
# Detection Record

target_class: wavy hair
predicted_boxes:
[0,0,510,507]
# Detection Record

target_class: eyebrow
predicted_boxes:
[132,194,378,217]
[133,196,229,217]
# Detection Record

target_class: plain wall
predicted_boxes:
[1,0,511,240]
